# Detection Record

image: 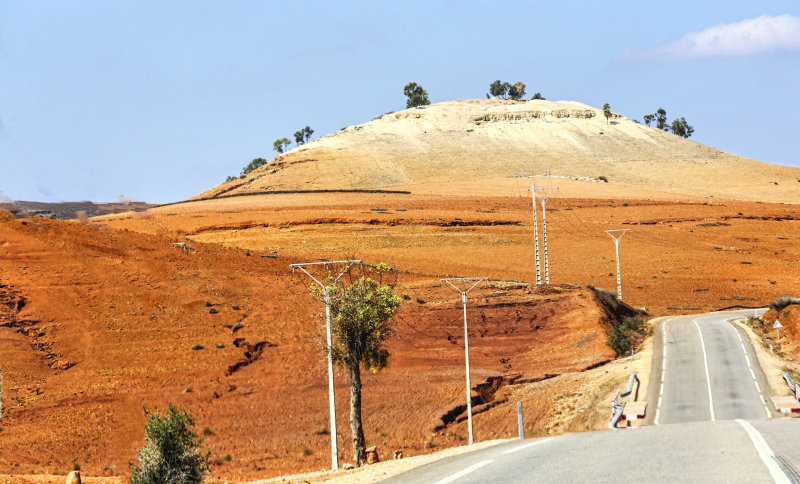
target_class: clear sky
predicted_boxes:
[2,1,799,203]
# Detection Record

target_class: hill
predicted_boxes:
[0,212,631,480]
[197,99,800,202]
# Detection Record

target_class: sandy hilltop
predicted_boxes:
[198,98,800,203]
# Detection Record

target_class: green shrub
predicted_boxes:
[231,323,244,332]
[303,447,313,456]
[191,344,204,350]
[215,343,225,349]
[202,427,214,436]
[209,308,218,314]
[607,316,647,356]
[130,404,208,484]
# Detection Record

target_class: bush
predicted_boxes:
[607,316,647,356]
[231,323,244,332]
[130,404,208,484]
[191,344,204,350]
[770,295,800,312]
[209,308,218,314]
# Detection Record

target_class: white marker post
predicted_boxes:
[775,319,783,340]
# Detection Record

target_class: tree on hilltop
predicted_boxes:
[603,103,612,124]
[403,82,431,108]
[643,114,654,126]
[303,126,314,143]
[294,130,305,146]
[510,81,526,100]
[488,80,507,98]
[531,92,545,100]
[655,108,668,130]
[241,157,268,176]
[324,264,402,467]
[670,117,694,138]
[272,137,291,154]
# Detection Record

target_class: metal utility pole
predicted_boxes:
[515,171,550,284]
[290,260,361,470]
[604,230,630,300]
[536,187,558,284]
[441,277,487,445]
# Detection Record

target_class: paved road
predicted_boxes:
[646,310,774,425]
[384,310,800,483]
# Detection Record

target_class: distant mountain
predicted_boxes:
[197,99,800,202]
[0,200,153,220]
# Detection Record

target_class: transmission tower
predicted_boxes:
[441,277,487,445]
[515,171,550,284]
[290,259,361,470]
[536,187,558,284]
[604,230,630,300]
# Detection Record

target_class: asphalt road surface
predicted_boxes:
[384,310,800,483]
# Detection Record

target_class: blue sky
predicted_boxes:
[2,1,799,203]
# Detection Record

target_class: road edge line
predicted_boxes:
[735,419,791,484]
[432,460,493,484]
[502,437,552,455]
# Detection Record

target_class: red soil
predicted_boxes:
[0,212,618,481]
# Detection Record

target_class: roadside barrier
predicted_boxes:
[609,374,643,429]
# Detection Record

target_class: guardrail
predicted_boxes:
[609,374,640,429]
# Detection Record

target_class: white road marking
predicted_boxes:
[693,319,715,421]
[502,437,552,455]
[728,321,772,419]
[655,320,668,425]
[736,419,791,484]
[433,460,494,484]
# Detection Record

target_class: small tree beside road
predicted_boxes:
[326,264,402,466]
[130,404,208,484]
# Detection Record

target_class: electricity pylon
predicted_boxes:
[536,187,558,284]
[604,230,630,300]
[441,277,487,445]
[290,260,361,470]
[515,171,550,284]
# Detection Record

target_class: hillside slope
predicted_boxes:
[198,99,800,202]
[0,212,622,480]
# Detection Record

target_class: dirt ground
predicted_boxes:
[2,176,800,482]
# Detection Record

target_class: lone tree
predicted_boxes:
[241,157,267,176]
[531,92,545,100]
[670,117,694,138]
[643,114,654,126]
[272,137,291,154]
[603,103,612,124]
[655,108,668,130]
[130,404,208,484]
[326,265,402,467]
[303,126,314,143]
[403,82,431,108]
